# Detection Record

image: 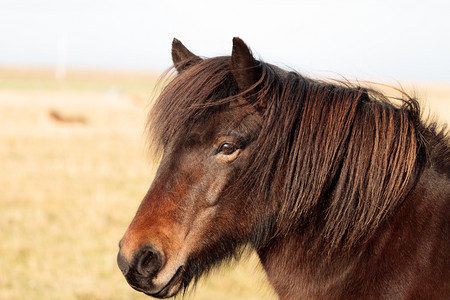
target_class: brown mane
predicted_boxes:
[118,38,449,299]
[147,55,447,256]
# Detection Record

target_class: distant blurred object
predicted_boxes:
[48,109,87,124]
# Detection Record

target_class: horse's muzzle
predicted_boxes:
[117,244,167,296]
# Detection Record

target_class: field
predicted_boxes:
[0,67,448,300]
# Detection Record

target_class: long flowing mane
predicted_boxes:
[118,39,449,299]
[148,56,448,256]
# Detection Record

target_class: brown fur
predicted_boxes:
[148,53,433,257]
[118,38,449,299]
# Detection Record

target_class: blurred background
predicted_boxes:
[1,1,449,299]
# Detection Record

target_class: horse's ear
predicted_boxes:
[230,37,261,93]
[172,38,202,73]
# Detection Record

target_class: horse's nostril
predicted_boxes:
[136,245,163,277]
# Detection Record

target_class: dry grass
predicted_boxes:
[0,67,448,300]
[0,68,275,300]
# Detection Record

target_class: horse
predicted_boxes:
[117,37,449,299]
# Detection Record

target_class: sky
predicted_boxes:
[1,0,449,81]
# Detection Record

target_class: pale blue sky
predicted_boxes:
[1,0,449,81]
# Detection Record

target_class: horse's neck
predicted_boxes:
[257,164,449,300]
[256,231,358,299]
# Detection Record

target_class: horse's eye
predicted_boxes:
[218,143,238,155]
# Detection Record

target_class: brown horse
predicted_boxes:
[117,38,449,299]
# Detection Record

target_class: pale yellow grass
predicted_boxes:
[0,68,448,300]
[0,69,275,300]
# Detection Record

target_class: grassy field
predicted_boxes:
[0,67,275,300]
[0,67,448,300]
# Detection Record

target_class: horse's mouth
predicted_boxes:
[145,266,184,299]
